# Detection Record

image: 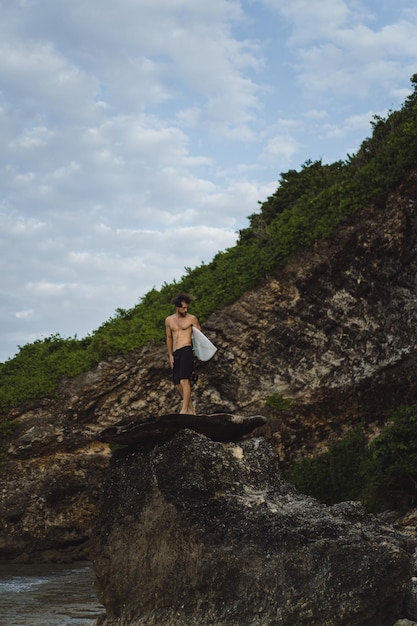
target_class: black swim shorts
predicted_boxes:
[172,345,194,385]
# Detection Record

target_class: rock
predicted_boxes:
[403,546,417,622]
[90,430,413,626]
[0,439,111,562]
[405,578,417,623]
[98,412,267,444]
[394,509,417,536]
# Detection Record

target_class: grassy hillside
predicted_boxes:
[2,75,417,414]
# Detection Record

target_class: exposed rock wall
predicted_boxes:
[90,430,413,626]
[202,174,417,461]
[2,172,417,560]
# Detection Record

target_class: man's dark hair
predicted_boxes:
[172,293,192,308]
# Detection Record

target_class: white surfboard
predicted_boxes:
[192,327,218,362]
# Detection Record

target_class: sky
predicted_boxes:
[1,0,417,363]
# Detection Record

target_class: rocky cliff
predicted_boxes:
[2,170,417,561]
[90,429,413,626]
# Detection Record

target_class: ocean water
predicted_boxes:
[0,562,104,626]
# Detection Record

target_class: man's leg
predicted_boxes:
[173,347,195,414]
[176,379,195,414]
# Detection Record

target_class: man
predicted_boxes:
[165,293,201,414]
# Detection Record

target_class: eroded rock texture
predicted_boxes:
[91,431,413,626]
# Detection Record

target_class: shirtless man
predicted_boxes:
[165,293,201,414]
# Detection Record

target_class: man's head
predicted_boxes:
[172,293,192,316]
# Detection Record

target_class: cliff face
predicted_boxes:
[90,430,413,626]
[205,172,417,462]
[2,171,417,560]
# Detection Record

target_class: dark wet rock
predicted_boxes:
[90,430,413,626]
[98,412,267,444]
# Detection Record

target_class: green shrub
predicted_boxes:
[284,427,369,506]
[285,402,417,513]
[0,420,17,461]
[265,393,293,411]
[363,404,417,511]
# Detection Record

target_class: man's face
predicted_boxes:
[177,302,188,317]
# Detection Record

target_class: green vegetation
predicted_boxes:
[285,427,370,507]
[265,393,293,411]
[2,75,417,414]
[0,420,17,460]
[364,404,417,511]
[285,404,417,513]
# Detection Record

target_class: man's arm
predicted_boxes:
[191,315,202,331]
[165,318,174,367]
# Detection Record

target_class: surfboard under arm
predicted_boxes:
[192,327,218,361]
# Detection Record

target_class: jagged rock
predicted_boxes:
[90,430,413,626]
[98,413,267,444]
[0,443,110,562]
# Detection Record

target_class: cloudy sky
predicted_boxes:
[1,0,417,363]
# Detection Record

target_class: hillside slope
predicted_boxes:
[2,75,417,413]
[1,165,417,561]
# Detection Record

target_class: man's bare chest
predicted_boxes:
[168,313,193,331]
[171,320,193,332]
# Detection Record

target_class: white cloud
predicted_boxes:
[1,0,416,361]
[264,0,351,43]
[324,110,386,139]
[260,135,300,166]
[305,109,329,120]
[284,3,417,103]
[15,309,34,320]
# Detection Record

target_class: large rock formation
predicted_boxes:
[2,171,417,560]
[90,430,414,626]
